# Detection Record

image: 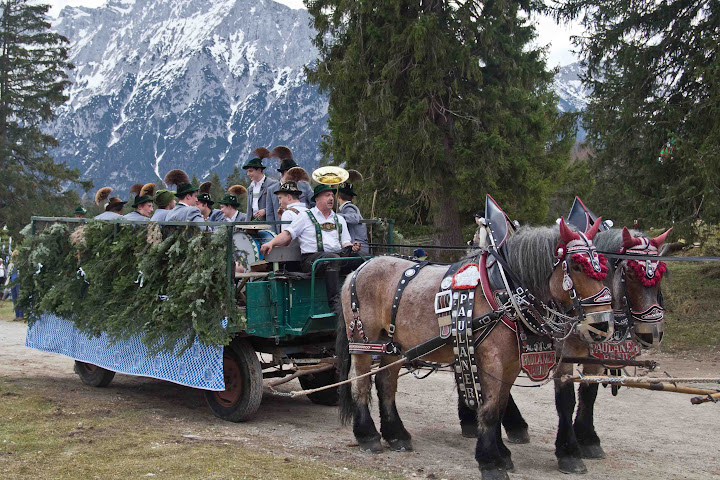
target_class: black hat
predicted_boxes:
[275,181,302,196]
[337,183,357,197]
[197,181,214,206]
[337,170,363,197]
[74,205,87,215]
[311,184,336,202]
[197,193,214,206]
[132,195,153,208]
[277,158,299,172]
[95,187,127,210]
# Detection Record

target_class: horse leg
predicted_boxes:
[501,393,530,444]
[375,359,413,451]
[350,354,383,453]
[458,386,478,438]
[555,372,587,474]
[495,382,515,472]
[574,364,605,459]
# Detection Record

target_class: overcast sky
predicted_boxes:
[45,0,582,67]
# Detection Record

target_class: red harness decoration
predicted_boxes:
[570,252,608,280]
[627,259,666,287]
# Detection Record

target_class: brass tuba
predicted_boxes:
[311,166,349,186]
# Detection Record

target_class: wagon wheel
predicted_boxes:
[204,340,263,422]
[74,361,115,387]
[299,367,339,406]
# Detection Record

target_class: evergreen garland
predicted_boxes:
[16,222,246,354]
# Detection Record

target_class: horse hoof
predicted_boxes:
[580,444,606,459]
[387,438,413,452]
[461,424,478,438]
[558,456,588,474]
[480,467,509,480]
[501,457,515,472]
[505,428,530,444]
[358,438,383,453]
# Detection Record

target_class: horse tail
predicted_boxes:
[335,299,354,425]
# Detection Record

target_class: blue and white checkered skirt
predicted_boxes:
[25,314,225,391]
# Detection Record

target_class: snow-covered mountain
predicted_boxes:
[50,0,326,190]
[554,61,589,140]
[50,0,589,192]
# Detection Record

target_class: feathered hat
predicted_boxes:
[197,181,214,206]
[164,169,198,197]
[140,183,156,198]
[272,146,299,172]
[242,147,270,170]
[129,183,144,196]
[94,187,127,211]
[132,183,155,208]
[284,166,310,183]
[218,185,247,208]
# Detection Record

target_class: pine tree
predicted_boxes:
[209,172,224,202]
[307,0,575,244]
[225,166,246,190]
[556,0,720,234]
[0,0,89,235]
[190,174,200,187]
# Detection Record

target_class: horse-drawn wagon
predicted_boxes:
[18,216,383,422]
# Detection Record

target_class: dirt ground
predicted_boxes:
[1,317,719,480]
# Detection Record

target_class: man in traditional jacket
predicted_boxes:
[243,148,280,232]
[274,180,307,232]
[150,188,176,221]
[164,169,204,224]
[93,187,126,220]
[124,183,155,221]
[197,182,226,223]
[219,185,248,223]
[272,145,314,208]
[336,176,369,254]
[261,184,362,308]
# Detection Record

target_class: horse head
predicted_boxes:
[615,226,672,348]
[550,217,614,343]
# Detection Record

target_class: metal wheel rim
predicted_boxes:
[215,353,243,407]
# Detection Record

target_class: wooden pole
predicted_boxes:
[567,378,720,396]
[690,392,720,405]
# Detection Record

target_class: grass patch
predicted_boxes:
[663,262,720,352]
[0,378,399,480]
[0,300,16,321]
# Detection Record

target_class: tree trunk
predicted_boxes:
[431,185,463,249]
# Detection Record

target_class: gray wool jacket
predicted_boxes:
[246,176,281,233]
[298,181,315,208]
[94,211,124,220]
[338,202,368,252]
[150,208,172,222]
[166,203,204,224]
[124,211,148,221]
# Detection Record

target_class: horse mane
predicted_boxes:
[503,226,562,301]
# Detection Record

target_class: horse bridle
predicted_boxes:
[613,241,665,347]
[552,233,614,343]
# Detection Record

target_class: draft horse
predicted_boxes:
[335,219,614,480]
[500,226,672,474]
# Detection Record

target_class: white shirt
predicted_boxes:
[286,206,352,254]
[280,202,308,232]
[226,210,240,222]
[250,176,266,214]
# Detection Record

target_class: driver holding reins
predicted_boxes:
[260,184,362,309]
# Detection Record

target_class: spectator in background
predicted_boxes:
[6,252,23,320]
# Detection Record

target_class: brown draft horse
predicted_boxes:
[500,226,672,475]
[335,219,614,480]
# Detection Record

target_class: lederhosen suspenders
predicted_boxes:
[306,210,342,252]
[287,207,300,214]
